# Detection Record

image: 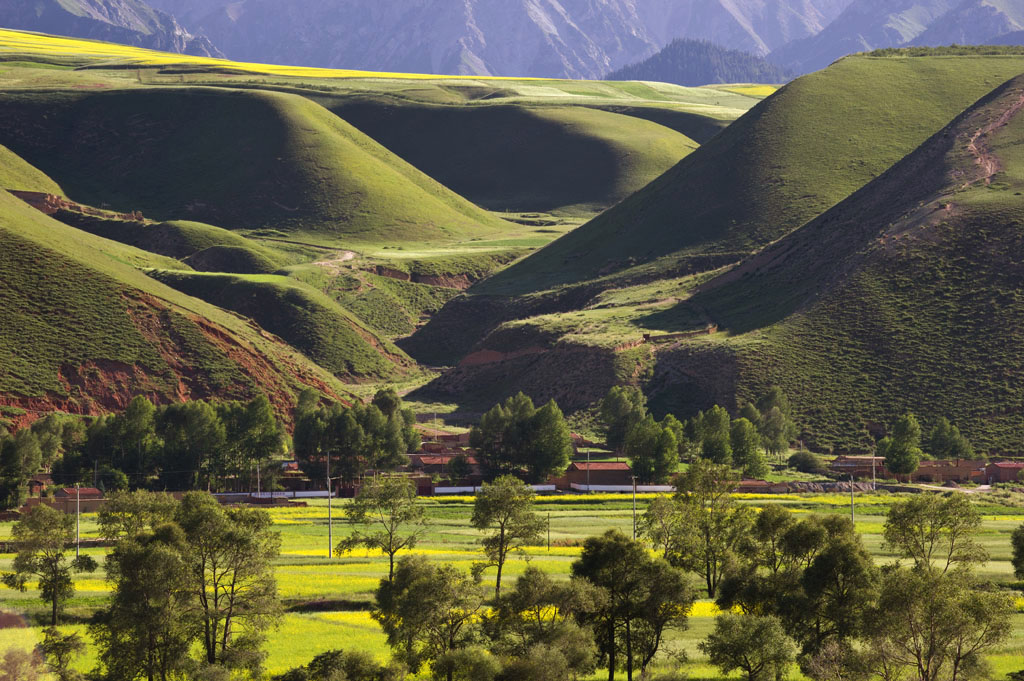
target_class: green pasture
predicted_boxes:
[2,493,1023,678]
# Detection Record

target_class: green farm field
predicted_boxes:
[2,493,1023,679]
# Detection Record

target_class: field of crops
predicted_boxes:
[1,492,1023,678]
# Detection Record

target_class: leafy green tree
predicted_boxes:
[624,416,677,483]
[336,475,426,581]
[373,556,485,677]
[866,568,1012,681]
[1,505,97,625]
[879,414,923,480]
[1012,522,1024,580]
[432,647,499,681]
[37,627,86,681]
[670,460,753,597]
[638,496,689,562]
[114,396,159,479]
[156,400,227,490]
[700,613,797,681]
[788,451,823,473]
[217,395,286,488]
[92,523,195,681]
[927,417,975,460]
[486,566,600,679]
[470,395,571,482]
[471,476,545,598]
[755,387,799,460]
[730,418,767,478]
[372,388,403,419]
[738,403,762,429]
[175,492,281,673]
[0,430,41,509]
[30,414,82,471]
[699,406,732,465]
[883,494,987,573]
[598,387,647,454]
[571,530,695,681]
[660,414,690,461]
[98,489,178,541]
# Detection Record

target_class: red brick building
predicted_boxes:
[986,461,1024,484]
[565,462,633,488]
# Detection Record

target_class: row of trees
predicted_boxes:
[469,394,573,483]
[639,460,1015,681]
[1,394,288,508]
[879,413,976,478]
[293,389,421,486]
[597,386,799,483]
[7,491,280,680]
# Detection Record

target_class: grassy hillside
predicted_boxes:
[0,189,345,420]
[0,86,512,240]
[667,72,1024,453]
[65,217,287,274]
[0,144,61,194]
[148,271,415,381]
[479,54,1024,295]
[320,97,699,216]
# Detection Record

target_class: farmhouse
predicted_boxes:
[985,461,1024,483]
[565,461,633,488]
[831,456,887,478]
[54,487,102,500]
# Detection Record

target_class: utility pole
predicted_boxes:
[587,449,591,493]
[547,512,551,551]
[850,475,855,525]
[257,462,261,498]
[327,453,333,560]
[75,483,80,559]
[632,476,637,540]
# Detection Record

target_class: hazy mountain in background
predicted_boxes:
[607,38,793,85]
[771,0,1024,73]
[0,0,221,57]
[142,0,849,78]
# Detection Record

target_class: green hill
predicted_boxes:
[147,271,415,381]
[322,97,699,216]
[0,189,345,422]
[64,217,286,274]
[0,144,62,194]
[0,87,511,241]
[669,71,1024,453]
[479,54,1024,296]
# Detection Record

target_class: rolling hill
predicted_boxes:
[663,70,1024,452]
[0,187,345,425]
[405,52,1024,424]
[0,87,512,241]
[606,39,793,86]
[0,0,221,57]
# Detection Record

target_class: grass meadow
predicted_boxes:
[1,493,1023,679]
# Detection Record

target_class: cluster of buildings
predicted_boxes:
[830,456,1024,484]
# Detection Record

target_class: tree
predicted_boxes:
[698,406,732,465]
[571,530,694,681]
[92,523,196,681]
[373,556,485,678]
[114,395,159,480]
[730,418,767,478]
[486,566,600,679]
[470,395,571,482]
[217,395,286,489]
[1,505,96,625]
[156,401,227,490]
[471,476,545,598]
[37,627,86,681]
[927,418,975,460]
[755,387,799,460]
[879,414,923,480]
[1012,522,1024,580]
[0,649,42,681]
[700,613,796,681]
[599,387,647,454]
[336,475,426,581]
[866,568,1012,681]
[98,489,177,541]
[883,494,987,573]
[670,460,753,597]
[638,496,689,562]
[175,492,281,673]
[624,416,677,484]
[661,414,689,461]
[0,430,41,509]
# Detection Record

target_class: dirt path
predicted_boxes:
[312,250,357,274]
[963,92,1024,188]
[916,483,992,495]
